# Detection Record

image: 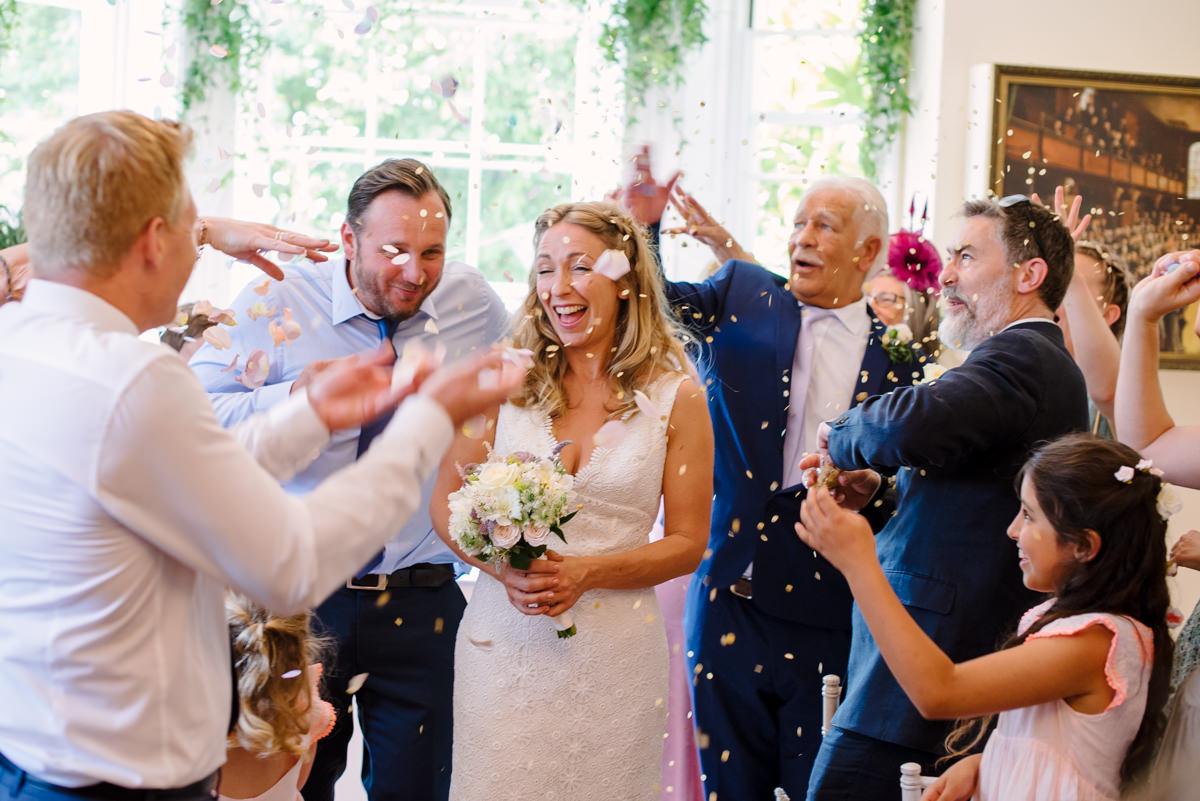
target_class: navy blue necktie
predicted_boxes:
[354,317,397,576]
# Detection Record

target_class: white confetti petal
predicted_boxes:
[345,672,369,694]
[391,253,411,265]
[633,389,661,419]
[593,249,631,281]
[592,419,628,449]
[280,669,302,679]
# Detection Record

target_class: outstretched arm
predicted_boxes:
[1116,251,1200,488]
[1038,188,1120,420]
[795,488,1114,720]
[662,185,753,265]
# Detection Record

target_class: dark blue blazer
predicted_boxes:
[826,321,1088,752]
[666,260,923,627]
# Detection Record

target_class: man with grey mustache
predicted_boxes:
[802,196,1089,799]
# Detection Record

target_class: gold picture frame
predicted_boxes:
[990,65,1200,368]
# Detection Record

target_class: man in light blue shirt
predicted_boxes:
[190,159,510,801]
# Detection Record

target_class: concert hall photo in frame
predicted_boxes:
[991,65,1200,368]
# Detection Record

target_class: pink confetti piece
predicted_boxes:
[280,308,302,338]
[461,414,487,439]
[205,177,221,194]
[432,74,459,99]
[633,389,661,419]
[592,419,628,448]
[253,279,272,296]
[593,249,631,281]
[220,354,240,373]
[280,669,302,679]
[345,672,368,694]
[247,302,277,321]
[190,299,214,318]
[209,44,229,58]
[477,368,501,390]
[365,5,378,21]
[256,102,266,119]
[268,320,288,347]
[353,18,372,35]
[160,71,175,87]
[500,347,534,369]
[202,326,232,350]
[208,307,236,325]
[237,349,270,389]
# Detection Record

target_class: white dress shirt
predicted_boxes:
[189,258,509,573]
[781,298,872,488]
[0,280,453,788]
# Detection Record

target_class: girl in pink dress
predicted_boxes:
[796,434,1172,801]
[219,595,336,801]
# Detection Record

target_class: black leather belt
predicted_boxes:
[346,562,455,591]
[0,752,217,801]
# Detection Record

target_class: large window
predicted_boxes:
[207,0,620,305]
[744,0,864,271]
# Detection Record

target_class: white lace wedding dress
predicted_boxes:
[450,374,686,800]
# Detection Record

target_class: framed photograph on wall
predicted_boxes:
[990,65,1200,368]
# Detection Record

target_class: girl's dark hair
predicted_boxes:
[944,433,1172,791]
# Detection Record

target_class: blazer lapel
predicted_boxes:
[855,312,891,406]
[776,292,803,440]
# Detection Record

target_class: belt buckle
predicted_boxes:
[730,577,753,600]
[347,573,388,591]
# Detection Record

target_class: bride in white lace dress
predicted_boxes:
[431,201,713,800]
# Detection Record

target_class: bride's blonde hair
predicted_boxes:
[510,201,694,418]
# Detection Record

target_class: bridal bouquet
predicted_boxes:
[448,445,579,638]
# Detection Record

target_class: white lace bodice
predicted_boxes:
[492,374,682,559]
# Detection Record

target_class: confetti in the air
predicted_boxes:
[424,318,439,335]
[237,349,270,389]
[345,673,369,694]
[391,253,411,266]
[253,279,271,296]
[594,249,631,281]
[202,326,232,350]
[247,302,277,321]
[633,389,662,420]
[221,354,240,373]
[209,44,228,58]
[592,419,628,448]
[280,669,302,680]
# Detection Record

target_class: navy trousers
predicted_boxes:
[806,726,942,801]
[687,585,851,801]
[0,755,215,801]
[301,581,465,801]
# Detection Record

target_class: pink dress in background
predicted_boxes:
[652,523,705,801]
[976,601,1153,801]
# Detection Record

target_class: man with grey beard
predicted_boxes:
[802,196,1089,800]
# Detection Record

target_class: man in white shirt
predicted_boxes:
[188,159,510,801]
[0,110,523,801]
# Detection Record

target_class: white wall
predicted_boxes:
[904,0,1200,620]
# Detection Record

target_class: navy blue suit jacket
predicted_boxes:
[666,260,923,627]
[826,320,1088,752]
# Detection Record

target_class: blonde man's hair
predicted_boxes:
[226,593,327,759]
[511,201,694,418]
[23,110,194,278]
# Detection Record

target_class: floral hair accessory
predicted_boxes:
[1116,459,1180,521]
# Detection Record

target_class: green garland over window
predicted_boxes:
[178,0,266,113]
[576,0,708,108]
[857,0,915,179]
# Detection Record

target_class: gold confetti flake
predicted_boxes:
[720,750,730,763]
[754,664,763,673]
[731,519,741,533]
[784,652,795,660]
[375,591,391,607]
[346,672,369,694]
[434,617,445,634]
[745,470,754,479]
[394,617,403,626]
